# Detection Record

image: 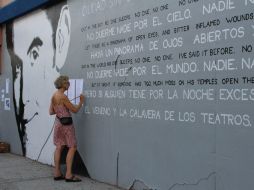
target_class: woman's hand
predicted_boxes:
[80,94,85,104]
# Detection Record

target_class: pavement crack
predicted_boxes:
[168,172,216,190]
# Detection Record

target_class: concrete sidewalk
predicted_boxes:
[0,153,124,190]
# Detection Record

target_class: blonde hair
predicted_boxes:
[54,75,69,89]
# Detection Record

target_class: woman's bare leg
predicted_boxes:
[65,146,77,178]
[54,145,64,177]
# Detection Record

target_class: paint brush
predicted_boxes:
[70,95,81,101]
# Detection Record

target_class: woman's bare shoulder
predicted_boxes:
[52,92,67,105]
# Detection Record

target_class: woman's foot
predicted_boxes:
[54,174,65,181]
[65,175,82,182]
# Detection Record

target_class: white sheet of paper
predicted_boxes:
[75,79,84,104]
[67,79,76,104]
[65,79,84,105]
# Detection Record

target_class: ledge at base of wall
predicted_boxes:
[0,142,10,153]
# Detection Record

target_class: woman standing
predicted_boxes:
[49,75,84,182]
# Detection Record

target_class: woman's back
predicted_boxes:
[51,92,71,118]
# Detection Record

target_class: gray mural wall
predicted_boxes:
[1,0,254,189]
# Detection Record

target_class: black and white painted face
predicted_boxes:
[12,10,59,159]
[7,2,71,162]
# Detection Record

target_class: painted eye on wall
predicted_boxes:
[31,49,39,60]
[28,47,40,66]
[26,37,43,66]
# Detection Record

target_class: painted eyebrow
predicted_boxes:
[26,37,43,55]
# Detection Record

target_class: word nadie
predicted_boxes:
[203,0,235,15]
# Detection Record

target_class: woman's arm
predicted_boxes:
[62,94,84,113]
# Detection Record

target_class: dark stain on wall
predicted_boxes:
[60,146,90,177]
